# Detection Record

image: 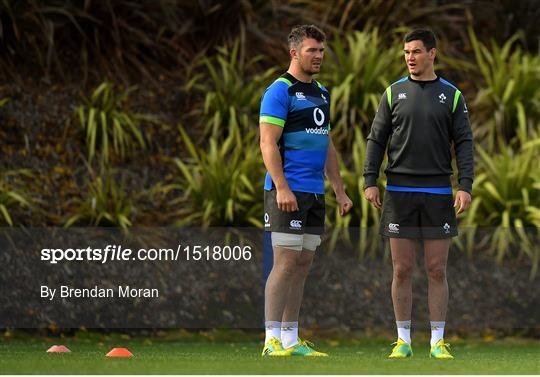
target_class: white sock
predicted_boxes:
[265,321,281,343]
[281,321,299,349]
[430,321,445,346]
[396,320,411,344]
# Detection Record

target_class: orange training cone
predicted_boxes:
[106,348,133,357]
[47,345,71,353]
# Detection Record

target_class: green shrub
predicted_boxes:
[65,169,135,229]
[325,128,386,258]
[186,40,277,138]
[457,143,540,277]
[0,170,32,226]
[322,29,405,147]
[77,82,152,164]
[469,29,540,151]
[469,144,540,228]
[171,121,264,227]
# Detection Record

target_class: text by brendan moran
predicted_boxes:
[41,285,159,300]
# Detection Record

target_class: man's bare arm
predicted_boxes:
[259,123,298,212]
[325,136,353,216]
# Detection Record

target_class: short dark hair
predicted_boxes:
[404,28,437,51]
[288,25,326,49]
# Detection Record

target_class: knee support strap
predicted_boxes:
[302,233,322,251]
[271,232,303,251]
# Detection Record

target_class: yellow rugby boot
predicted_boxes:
[388,338,413,358]
[430,339,454,359]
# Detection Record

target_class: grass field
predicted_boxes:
[1,335,538,374]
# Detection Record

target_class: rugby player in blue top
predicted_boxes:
[260,24,353,357]
[363,28,474,359]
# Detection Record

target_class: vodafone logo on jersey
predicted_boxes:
[313,107,325,126]
[304,107,327,135]
[305,127,328,135]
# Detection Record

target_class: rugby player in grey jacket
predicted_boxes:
[363,29,474,359]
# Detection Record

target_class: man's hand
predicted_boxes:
[276,188,298,212]
[336,192,353,216]
[454,190,471,214]
[364,186,381,209]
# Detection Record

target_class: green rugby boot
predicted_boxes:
[430,339,454,359]
[283,339,328,357]
[388,338,413,358]
[262,337,288,356]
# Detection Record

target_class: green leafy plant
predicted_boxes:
[77,82,151,164]
[471,144,540,228]
[186,39,277,138]
[65,168,135,229]
[322,29,405,147]
[458,143,540,278]
[325,128,386,258]
[170,120,264,227]
[0,170,32,226]
[469,29,540,151]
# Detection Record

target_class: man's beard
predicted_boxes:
[302,62,320,75]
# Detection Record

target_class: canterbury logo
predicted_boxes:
[290,220,302,229]
[296,92,306,100]
[305,127,328,135]
[388,223,399,233]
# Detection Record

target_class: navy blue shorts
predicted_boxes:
[380,191,458,239]
[264,189,325,235]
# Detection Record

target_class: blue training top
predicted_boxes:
[259,72,331,195]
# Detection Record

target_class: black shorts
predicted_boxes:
[264,189,325,235]
[380,191,458,239]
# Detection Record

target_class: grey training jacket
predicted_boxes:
[363,76,474,193]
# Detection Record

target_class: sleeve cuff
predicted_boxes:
[458,178,473,194]
[259,115,285,127]
[363,175,378,189]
